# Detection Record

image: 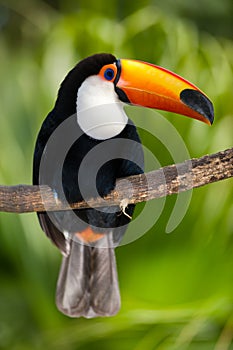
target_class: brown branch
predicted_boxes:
[0,147,232,214]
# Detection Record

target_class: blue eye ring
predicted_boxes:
[104,68,115,81]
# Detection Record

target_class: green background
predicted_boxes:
[0,0,233,349]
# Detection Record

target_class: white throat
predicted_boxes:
[76,76,128,140]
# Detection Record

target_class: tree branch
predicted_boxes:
[0,148,232,214]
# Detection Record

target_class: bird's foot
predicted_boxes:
[120,199,132,220]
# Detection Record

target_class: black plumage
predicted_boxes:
[33,53,144,317]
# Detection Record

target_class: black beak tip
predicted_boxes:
[180,89,214,125]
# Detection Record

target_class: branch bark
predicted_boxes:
[0,147,232,214]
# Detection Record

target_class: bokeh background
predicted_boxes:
[0,1,233,349]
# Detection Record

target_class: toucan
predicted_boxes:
[33,53,214,318]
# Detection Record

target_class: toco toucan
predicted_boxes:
[33,53,214,318]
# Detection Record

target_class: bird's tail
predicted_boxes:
[55,233,120,318]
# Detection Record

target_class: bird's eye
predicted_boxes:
[99,64,117,82]
[104,68,115,81]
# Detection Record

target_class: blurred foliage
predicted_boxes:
[0,1,233,349]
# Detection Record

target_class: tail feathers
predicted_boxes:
[90,241,120,317]
[56,241,91,316]
[56,235,120,318]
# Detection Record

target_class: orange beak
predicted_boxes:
[115,59,214,125]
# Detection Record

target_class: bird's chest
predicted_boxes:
[62,134,121,203]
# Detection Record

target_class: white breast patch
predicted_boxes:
[76,76,128,140]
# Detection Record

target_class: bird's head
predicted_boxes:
[56,53,214,140]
